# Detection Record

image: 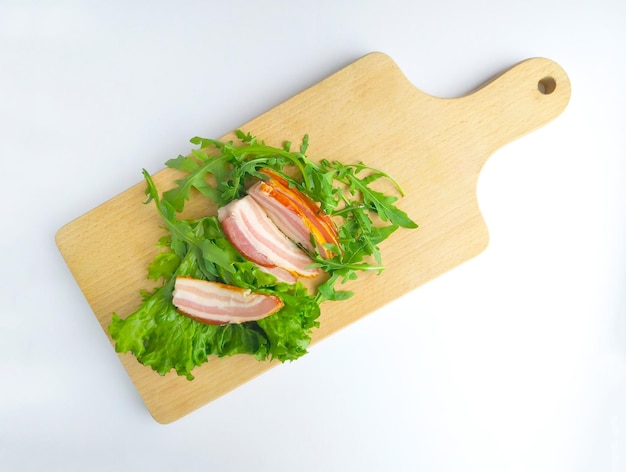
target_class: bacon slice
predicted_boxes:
[218,195,320,279]
[172,277,283,325]
[255,264,298,284]
[248,170,340,259]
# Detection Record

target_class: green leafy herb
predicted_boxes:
[109,131,417,379]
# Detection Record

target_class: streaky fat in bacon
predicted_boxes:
[255,264,298,285]
[172,277,283,325]
[217,195,320,279]
[248,169,340,259]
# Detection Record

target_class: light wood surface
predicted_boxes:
[55,52,570,423]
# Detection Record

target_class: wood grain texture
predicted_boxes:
[55,52,570,423]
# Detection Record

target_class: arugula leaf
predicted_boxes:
[163,152,228,211]
[322,160,418,229]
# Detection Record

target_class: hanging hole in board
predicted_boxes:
[538,76,557,95]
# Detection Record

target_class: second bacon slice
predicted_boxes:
[248,170,339,259]
[217,195,320,279]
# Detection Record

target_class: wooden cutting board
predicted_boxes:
[55,52,570,423]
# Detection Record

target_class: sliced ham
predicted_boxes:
[218,195,320,279]
[248,170,339,259]
[172,276,283,325]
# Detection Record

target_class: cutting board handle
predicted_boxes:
[456,57,571,167]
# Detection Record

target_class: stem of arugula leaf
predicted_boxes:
[326,262,384,271]
[336,163,407,197]
[330,204,368,217]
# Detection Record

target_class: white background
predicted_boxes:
[1,1,624,471]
